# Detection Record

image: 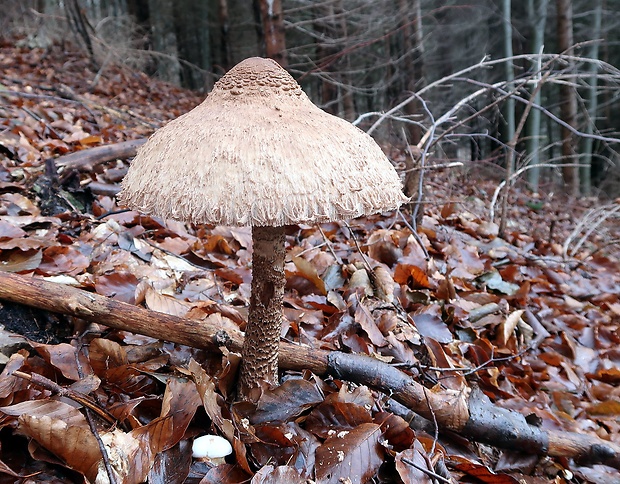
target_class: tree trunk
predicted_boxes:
[148,0,181,85]
[227,0,260,64]
[216,0,232,70]
[256,0,287,66]
[526,0,549,193]
[399,0,425,145]
[555,0,579,195]
[503,0,516,173]
[174,0,211,89]
[337,0,356,121]
[581,0,603,196]
[238,225,286,399]
[314,2,339,115]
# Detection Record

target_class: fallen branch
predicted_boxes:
[55,138,146,171]
[0,271,617,469]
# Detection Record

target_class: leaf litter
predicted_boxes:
[0,41,619,483]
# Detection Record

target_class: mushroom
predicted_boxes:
[119,57,407,399]
[192,434,233,465]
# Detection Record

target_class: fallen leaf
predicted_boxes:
[315,423,384,484]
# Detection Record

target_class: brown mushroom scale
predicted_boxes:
[119,57,407,399]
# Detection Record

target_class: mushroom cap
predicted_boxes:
[192,435,233,459]
[119,57,407,227]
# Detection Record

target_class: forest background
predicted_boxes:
[0,1,619,483]
[3,0,620,202]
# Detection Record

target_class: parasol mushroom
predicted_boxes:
[118,57,407,400]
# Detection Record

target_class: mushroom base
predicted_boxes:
[238,225,286,399]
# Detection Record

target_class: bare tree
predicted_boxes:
[581,0,603,196]
[526,0,549,193]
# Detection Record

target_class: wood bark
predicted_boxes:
[526,0,549,193]
[502,0,515,174]
[581,0,603,196]
[555,0,579,195]
[216,0,232,70]
[54,139,146,171]
[0,271,618,469]
[238,225,286,399]
[256,0,287,67]
[174,0,212,89]
[398,0,425,145]
[314,3,338,116]
[227,0,260,64]
[148,0,181,85]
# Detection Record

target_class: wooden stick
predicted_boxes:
[55,139,147,171]
[0,271,618,468]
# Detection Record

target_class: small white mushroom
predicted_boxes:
[192,435,233,465]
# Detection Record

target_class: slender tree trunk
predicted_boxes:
[556,0,579,195]
[256,0,287,66]
[398,0,426,221]
[217,0,232,70]
[399,0,425,145]
[339,13,356,121]
[173,0,211,89]
[227,0,260,64]
[314,3,338,115]
[581,0,603,196]
[526,0,549,193]
[126,0,150,32]
[503,0,516,173]
[148,0,181,85]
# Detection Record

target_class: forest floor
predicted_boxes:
[0,41,619,483]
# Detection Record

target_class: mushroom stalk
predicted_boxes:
[238,225,286,399]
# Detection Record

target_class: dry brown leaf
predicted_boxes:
[393,263,431,289]
[145,286,193,318]
[315,423,384,484]
[188,359,236,441]
[372,265,395,302]
[497,309,524,346]
[355,302,386,347]
[395,440,433,484]
[251,465,305,484]
[292,256,327,295]
[98,428,153,484]
[1,400,101,481]
[348,269,373,296]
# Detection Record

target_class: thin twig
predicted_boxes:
[344,221,373,273]
[397,209,430,260]
[11,370,116,426]
[364,48,620,135]
[401,161,463,173]
[422,387,439,456]
[74,337,118,484]
[401,457,452,484]
[317,224,343,264]
[498,71,550,236]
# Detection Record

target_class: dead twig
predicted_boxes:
[11,370,117,426]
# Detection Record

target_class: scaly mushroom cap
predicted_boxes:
[119,57,407,227]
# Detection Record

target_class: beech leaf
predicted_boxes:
[315,423,384,483]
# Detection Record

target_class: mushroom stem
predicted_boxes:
[238,225,286,399]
